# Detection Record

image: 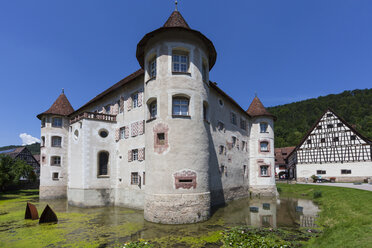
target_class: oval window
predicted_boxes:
[218,99,224,107]
[99,130,109,138]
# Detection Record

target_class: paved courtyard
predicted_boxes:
[298,182,372,192]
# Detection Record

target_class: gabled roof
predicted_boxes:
[70,69,144,116]
[246,96,276,120]
[163,10,190,29]
[136,10,217,70]
[287,107,372,158]
[275,147,296,165]
[37,92,74,119]
[0,147,25,159]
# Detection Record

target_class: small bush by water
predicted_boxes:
[313,190,322,198]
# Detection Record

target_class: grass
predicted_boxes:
[278,183,372,248]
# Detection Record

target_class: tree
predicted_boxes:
[0,155,36,191]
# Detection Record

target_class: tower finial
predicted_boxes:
[175,0,178,11]
[62,88,64,94]
[255,92,257,97]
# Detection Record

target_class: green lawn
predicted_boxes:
[278,183,372,248]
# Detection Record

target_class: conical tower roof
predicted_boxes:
[136,10,217,70]
[163,10,190,29]
[37,91,74,119]
[247,96,276,120]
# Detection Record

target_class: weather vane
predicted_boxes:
[175,0,178,11]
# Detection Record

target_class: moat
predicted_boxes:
[0,190,319,247]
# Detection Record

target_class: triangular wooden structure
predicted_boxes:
[39,204,58,224]
[25,202,39,220]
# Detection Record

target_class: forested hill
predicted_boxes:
[267,89,372,148]
[0,143,40,155]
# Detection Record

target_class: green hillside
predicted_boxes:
[267,88,372,148]
[0,143,40,155]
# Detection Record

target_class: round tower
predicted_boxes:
[247,96,276,196]
[37,90,74,199]
[136,9,217,224]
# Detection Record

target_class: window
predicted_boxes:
[260,141,269,152]
[172,53,188,72]
[232,136,237,147]
[219,145,225,155]
[327,124,334,129]
[307,139,312,144]
[217,121,225,131]
[51,136,62,147]
[52,117,62,127]
[98,151,109,176]
[120,127,125,140]
[149,58,156,78]
[220,165,226,176]
[243,165,247,175]
[74,130,79,140]
[203,103,208,120]
[240,119,247,130]
[341,169,351,174]
[333,137,339,142]
[52,172,59,180]
[132,149,138,161]
[142,172,146,185]
[51,156,61,166]
[104,105,111,114]
[149,101,157,118]
[260,122,268,133]
[316,125,322,130]
[230,112,237,125]
[316,170,326,175]
[41,136,45,147]
[156,133,165,145]
[321,138,325,143]
[218,99,224,106]
[350,135,356,140]
[260,165,269,177]
[202,63,207,82]
[337,123,343,127]
[131,172,139,185]
[132,93,139,108]
[172,97,189,116]
[242,141,247,151]
[99,130,108,138]
[41,118,46,128]
[327,113,333,117]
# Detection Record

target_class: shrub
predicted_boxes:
[277,187,282,193]
[311,175,318,183]
[313,191,322,198]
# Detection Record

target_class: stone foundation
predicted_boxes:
[248,185,278,197]
[39,186,67,199]
[67,188,114,207]
[144,192,210,224]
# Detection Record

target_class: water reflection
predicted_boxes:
[36,196,319,244]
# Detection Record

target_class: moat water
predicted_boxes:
[0,193,319,247]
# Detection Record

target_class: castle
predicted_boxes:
[37,9,276,224]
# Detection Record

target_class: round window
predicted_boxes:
[99,130,109,138]
[219,99,224,107]
[74,130,79,140]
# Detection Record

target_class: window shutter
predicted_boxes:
[115,128,120,142]
[138,148,145,161]
[124,125,129,139]
[138,120,145,135]
[128,150,133,162]
[127,97,132,111]
[119,96,124,113]
[138,90,143,107]
[131,122,138,137]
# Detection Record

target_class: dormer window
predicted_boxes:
[149,58,156,78]
[172,51,189,73]
[260,122,268,133]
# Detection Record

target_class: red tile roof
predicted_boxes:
[247,96,276,120]
[37,92,74,119]
[275,147,296,165]
[163,10,190,29]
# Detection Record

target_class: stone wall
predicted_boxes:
[39,186,67,199]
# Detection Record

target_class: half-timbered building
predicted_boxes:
[288,108,372,182]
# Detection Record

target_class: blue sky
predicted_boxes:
[0,0,371,146]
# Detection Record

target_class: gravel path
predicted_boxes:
[298,182,372,192]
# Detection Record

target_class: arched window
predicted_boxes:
[98,151,109,176]
[260,122,268,133]
[172,96,189,116]
[148,99,157,119]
